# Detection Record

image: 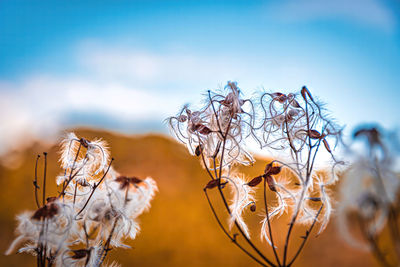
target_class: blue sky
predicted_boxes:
[0,0,399,154]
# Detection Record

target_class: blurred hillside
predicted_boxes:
[0,129,375,266]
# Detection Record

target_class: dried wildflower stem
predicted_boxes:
[263,178,281,266]
[57,157,87,198]
[169,83,339,267]
[42,152,48,206]
[76,158,114,217]
[287,204,323,267]
[217,187,277,267]
[282,96,316,267]
[98,216,119,266]
[34,155,41,208]
[204,189,268,267]
[199,118,276,266]
[201,142,270,266]
[215,118,277,267]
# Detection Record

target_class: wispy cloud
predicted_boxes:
[0,75,181,157]
[76,41,253,87]
[267,0,397,32]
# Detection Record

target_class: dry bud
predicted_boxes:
[195,144,203,156]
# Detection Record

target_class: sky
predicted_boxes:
[0,0,399,156]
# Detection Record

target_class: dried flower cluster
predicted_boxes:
[338,126,400,266]
[6,133,157,267]
[169,82,342,267]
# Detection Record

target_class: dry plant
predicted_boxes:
[338,126,400,266]
[6,133,157,267]
[169,82,343,266]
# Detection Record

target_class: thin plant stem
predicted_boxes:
[76,158,114,217]
[263,178,281,266]
[42,152,47,206]
[287,204,323,266]
[204,189,269,267]
[34,155,41,208]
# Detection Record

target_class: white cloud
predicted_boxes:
[0,75,182,158]
[76,41,252,87]
[267,0,397,32]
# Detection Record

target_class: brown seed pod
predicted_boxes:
[205,179,220,190]
[198,125,212,135]
[308,129,321,139]
[270,166,281,175]
[195,144,203,156]
[264,162,273,174]
[264,162,281,175]
[266,175,277,192]
[247,176,263,187]
[323,138,332,153]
